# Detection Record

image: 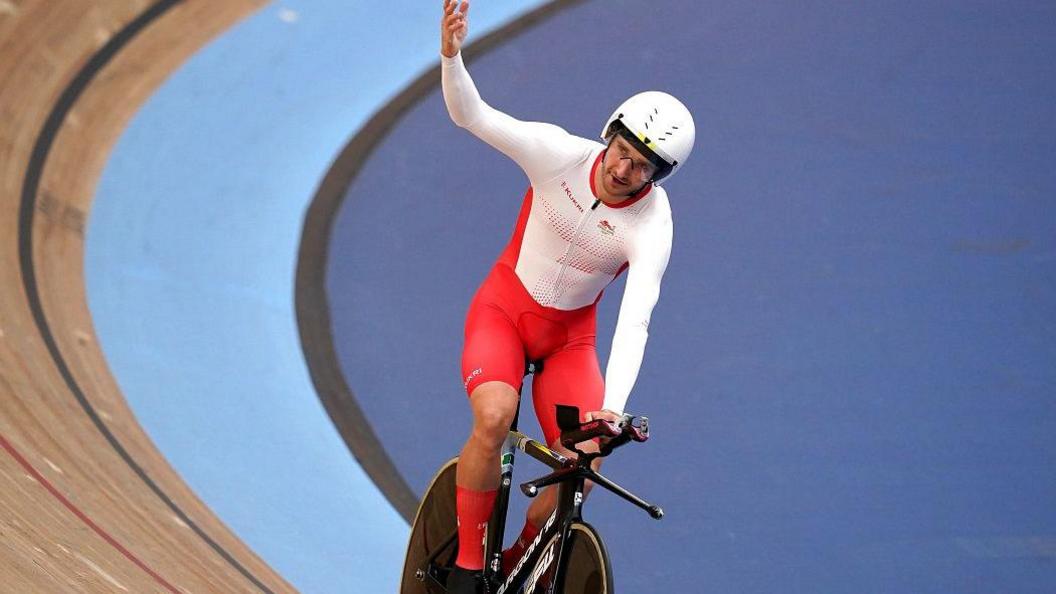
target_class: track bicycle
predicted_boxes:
[400,363,663,594]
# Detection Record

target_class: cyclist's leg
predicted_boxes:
[510,342,604,563]
[456,299,525,572]
[458,382,520,490]
[531,342,604,448]
[454,381,519,574]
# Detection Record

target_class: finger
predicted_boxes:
[445,12,463,30]
[461,0,470,18]
[444,0,455,15]
[444,8,464,26]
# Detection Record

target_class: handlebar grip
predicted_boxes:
[625,424,649,443]
[559,419,622,448]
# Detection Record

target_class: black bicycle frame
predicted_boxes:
[461,359,659,594]
[486,429,583,594]
[477,399,664,593]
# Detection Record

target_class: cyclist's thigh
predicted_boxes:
[462,299,526,397]
[531,344,604,446]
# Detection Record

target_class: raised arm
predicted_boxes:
[439,0,590,184]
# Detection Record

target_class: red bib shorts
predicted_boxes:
[461,263,604,446]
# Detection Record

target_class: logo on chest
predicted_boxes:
[598,220,616,236]
[560,180,584,212]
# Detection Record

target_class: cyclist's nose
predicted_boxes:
[614,157,632,179]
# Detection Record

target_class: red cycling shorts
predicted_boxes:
[461,263,604,446]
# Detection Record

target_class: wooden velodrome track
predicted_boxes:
[1,1,296,592]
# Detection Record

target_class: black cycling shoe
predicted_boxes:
[446,565,485,594]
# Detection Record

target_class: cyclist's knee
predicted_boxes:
[472,411,512,448]
[470,381,518,447]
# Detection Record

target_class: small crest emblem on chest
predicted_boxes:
[598,220,616,235]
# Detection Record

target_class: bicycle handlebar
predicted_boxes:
[522,405,663,520]
[557,406,650,457]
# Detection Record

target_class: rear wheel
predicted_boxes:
[558,522,612,593]
[400,458,459,594]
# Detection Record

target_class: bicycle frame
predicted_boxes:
[406,393,660,594]
[476,398,665,593]
[487,429,584,594]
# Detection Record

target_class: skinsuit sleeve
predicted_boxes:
[602,195,673,414]
[441,51,590,184]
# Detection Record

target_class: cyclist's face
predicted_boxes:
[600,136,655,199]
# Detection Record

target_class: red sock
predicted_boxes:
[455,486,498,570]
[502,518,542,574]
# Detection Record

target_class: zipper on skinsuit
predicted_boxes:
[552,198,602,303]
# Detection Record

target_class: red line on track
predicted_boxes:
[0,431,182,593]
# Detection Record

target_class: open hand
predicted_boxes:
[441,0,470,58]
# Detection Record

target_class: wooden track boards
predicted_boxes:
[0,1,295,591]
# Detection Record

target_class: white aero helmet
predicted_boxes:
[600,91,695,185]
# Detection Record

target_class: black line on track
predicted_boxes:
[295,0,591,523]
[18,2,274,592]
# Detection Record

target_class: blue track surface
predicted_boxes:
[328,1,1056,592]
[86,2,548,592]
[84,0,1056,592]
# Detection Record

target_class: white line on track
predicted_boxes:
[73,550,129,592]
[172,514,189,529]
[43,457,64,475]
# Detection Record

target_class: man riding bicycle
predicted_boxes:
[439,2,695,591]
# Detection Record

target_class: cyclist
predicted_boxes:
[439,1,695,591]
